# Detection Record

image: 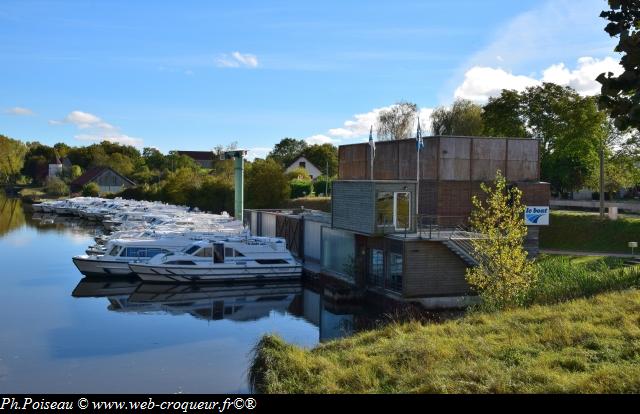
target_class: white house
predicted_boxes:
[285,156,323,180]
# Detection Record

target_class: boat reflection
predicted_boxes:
[72,278,302,322]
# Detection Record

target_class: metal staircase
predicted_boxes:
[441,227,483,267]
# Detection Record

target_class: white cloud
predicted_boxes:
[50,110,143,147]
[75,133,143,147]
[542,56,623,96]
[246,147,271,161]
[327,106,393,139]
[304,134,340,145]
[454,56,623,102]
[454,67,541,102]
[216,51,259,68]
[6,107,34,116]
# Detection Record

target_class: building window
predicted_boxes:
[299,161,306,168]
[387,253,403,293]
[376,192,394,227]
[376,191,411,230]
[394,192,410,230]
[367,249,384,287]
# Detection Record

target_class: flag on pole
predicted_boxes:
[369,125,375,157]
[416,118,424,152]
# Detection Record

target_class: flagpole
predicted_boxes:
[369,126,374,180]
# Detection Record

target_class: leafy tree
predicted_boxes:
[245,158,289,208]
[0,135,27,184]
[107,152,135,176]
[466,171,538,310]
[482,90,529,137]
[431,99,484,136]
[376,101,418,140]
[70,165,83,180]
[142,147,166,171]
[82,182,100,197]
[597,0,640,130]
[482,84,608,194]
[285,167,311,181]
[314,175,333,196]
[303,144,338,176]
[45,177,69,197]
[267,138,308,166]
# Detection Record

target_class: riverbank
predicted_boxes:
[250,287,640,393]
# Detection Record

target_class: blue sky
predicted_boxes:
[0,0,620,158]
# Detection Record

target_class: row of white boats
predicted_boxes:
[33,197,302,283]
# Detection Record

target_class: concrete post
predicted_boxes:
[234,154,244,223]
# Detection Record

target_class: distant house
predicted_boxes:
[285,156,323,180]
[48,158,63,179]
[71,167,136,194]
[176,151,214,168]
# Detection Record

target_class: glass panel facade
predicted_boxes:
[321,227,355,279]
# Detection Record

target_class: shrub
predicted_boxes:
[314,175,332,196]
[45,177,69,197]
[82,182,100,197]
[290,178,313,199]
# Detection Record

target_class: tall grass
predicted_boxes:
[251,289,640,393]
[527,256,640,305]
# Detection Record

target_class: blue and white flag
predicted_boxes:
[416,118,424,151]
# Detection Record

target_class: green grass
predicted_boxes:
[250,289,640,393]
[540,211,640,254]
[525,255,640,305]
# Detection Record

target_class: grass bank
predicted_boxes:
[526,255,640,305]
[540,211,640,254]
[251,288,640,393]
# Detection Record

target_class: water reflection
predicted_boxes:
[73,279,302,323]
[0,194,25,236]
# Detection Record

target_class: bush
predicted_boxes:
[290,179,313,199]
[82,182,100,197]
[45,177,69,197]
[314,176,333,196]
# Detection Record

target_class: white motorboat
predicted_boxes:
[128,237,302,283]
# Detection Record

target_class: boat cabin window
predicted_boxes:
[184,245,200,255]
[195,247,213,257]
[120,247,168,258]
[224,247,245,257]
[108,245,122,256]
[166,260,196,265]
[213,243,224,263]
[255,259,289,265]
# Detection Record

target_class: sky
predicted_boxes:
[0,0,624,159]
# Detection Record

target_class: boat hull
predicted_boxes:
[129,263,302,283]
[72,256,137,277]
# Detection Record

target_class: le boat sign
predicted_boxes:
[524,206,550,226]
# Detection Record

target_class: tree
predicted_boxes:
[82,182,100,197]
[466,171,538,310]
[482,90,529,137]
[45,177,69,197]
[267,138,308,167]
[431,99,484,136]
[482,84,608,194]
[303,144,338,177]
[285,167,311,181]
[0,135,27,184]
[376,101,418,140]
[597,0,640,130]
[245,158,289,208]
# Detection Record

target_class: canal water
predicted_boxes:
[0,195,410,393]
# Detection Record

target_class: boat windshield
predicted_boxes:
[184,245,200,254]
